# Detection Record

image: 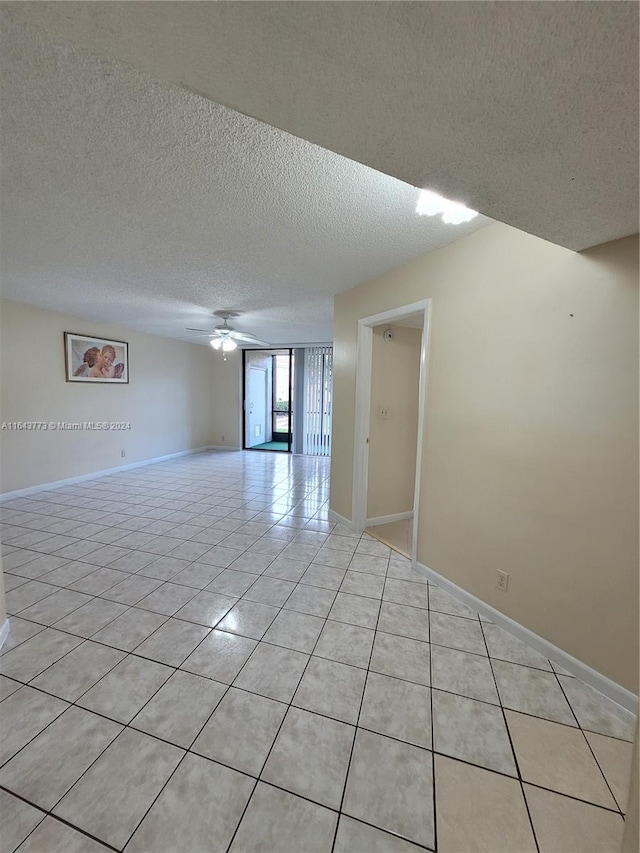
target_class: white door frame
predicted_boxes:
[246,366,268,447]
[351,299,432,564]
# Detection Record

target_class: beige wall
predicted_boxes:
[0,299,216,493]
[210,349,242,448]
[367,324,421,519]
[331,224,639,692]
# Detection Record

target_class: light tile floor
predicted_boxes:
[367,519,412,558]
[0,450,637,852]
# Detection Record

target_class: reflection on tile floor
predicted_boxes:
[0,450,636,852]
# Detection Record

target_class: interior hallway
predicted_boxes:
[0,450,636,852]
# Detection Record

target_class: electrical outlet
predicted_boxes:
[120,450,126,459]
[496,570,509,592]
[377,406,391,419]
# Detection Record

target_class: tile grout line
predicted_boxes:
[118,745,193,851]
[426,580,438,853]
[0,783,121,853]
[329,545,398,852]
[479,618,541,853]
[552,665,626,817]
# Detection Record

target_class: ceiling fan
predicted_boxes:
[186,311,270,351]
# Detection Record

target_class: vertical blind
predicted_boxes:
[303,346,333,456]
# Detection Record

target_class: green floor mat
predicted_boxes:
[250,441,289,451]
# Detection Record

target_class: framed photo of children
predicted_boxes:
[64,333,129,383]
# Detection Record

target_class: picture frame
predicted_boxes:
[64,332,129,383]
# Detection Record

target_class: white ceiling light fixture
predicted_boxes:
[416,189,478,224]
[208,336,236,352]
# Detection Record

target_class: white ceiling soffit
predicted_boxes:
[0,15,490,346]
[3,2,637,252]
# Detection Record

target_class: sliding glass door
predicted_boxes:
[302,346,332,457]
[243,349,293,452]
[271,352,293,447]
[243,346,333,455]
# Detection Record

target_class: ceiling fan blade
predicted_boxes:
[230,330,271,345]
[185,327,215,334]
[228,329,256,339]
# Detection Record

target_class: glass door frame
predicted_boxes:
[242,348,294,453]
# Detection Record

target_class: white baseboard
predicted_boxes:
[208,446,242,451]
[415,560,638,715]
[366,511,413,527]
[0,445,218,501]
[0,618,9,651]
[328,509,360,534]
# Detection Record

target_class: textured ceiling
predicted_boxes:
[3,2,637,251]
[0,14,490,346]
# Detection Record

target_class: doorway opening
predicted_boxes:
[351,300,431,564]
[243,349,293,453]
